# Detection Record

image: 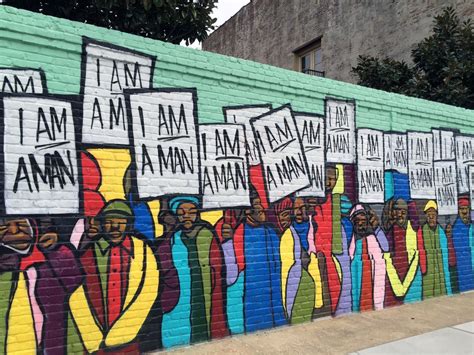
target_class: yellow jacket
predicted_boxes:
[70,237,159,353]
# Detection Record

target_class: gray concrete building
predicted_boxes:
[202,0,473,83]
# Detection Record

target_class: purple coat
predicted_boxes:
[36,244,83,354]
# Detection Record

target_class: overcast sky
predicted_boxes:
[184,0,250,49]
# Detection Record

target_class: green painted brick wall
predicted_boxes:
[0,6,472,131]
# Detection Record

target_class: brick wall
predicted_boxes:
[202,0,474,83]
[0,6,473,354]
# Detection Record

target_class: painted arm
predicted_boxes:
[334,227,352,315]
[156,236,180,313]
[417,228,427,274]
[104,243,159,347]
[438,228,452,295]
[374,227,389,252]
[367,235,386,310]
[269,228,287,326]
[280,228,294,314]
[384,250,419,297]
[215,219,239,286]
[46,245,83,293]
[197,229,213,330]
[69,285,104,353]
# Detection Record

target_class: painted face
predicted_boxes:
[459,205,470,224]
[353,213,368,237]
[177,202,198,230]
[305,197,318,212]
[103,217,128,244]
[293,197,307,224]
[326,167,338,192]
[277,209,291,231]
[0,218,33,254]
[395,207,408,227]
[85,217,101,239]
[158,210,177,233]
[425,208,438,229]
[246,198,266,225]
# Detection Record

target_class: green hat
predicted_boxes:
[100,200,133,219]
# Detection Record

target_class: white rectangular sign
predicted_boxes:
[469,165,474,211]
[224,104,272,166]
[251,105,311,203]
[2,96,80,215]
[384,133,408,174]
[325,98,356,164]
[455,135,474,194]
[357,129,385,203]
[294,113,325,197]
[434,160,458,216]
[199,124,250,209]
[408,132,435,199]
[0,68,46,94]
[81,40,155,146]
[433,129,456,161]
[127,89,200,198]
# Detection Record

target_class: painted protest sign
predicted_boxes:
[434,160,458,215]
[1,95,80,215]
[127,89,200,198]
[199,123,249,209]
[0,68,46,94]
[432,129,456,161]
[469,165,474,210]
[294,112,325,198]
[251,105,310,203]
[223,104,272,166]
[325,98,356,164]
[408,132,435,199]
[357,129,384,203]
[384,133,408,174]
[81,39,155,147]
[455,134,474,194]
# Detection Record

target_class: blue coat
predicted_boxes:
[243,224,287,332]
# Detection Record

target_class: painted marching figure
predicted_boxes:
[450,196,474,292]
[242,191,286,332]
[312,165,345,314]
[348,204,389,312]
[161,197,228,348]
[0,218,82,355]
[280,197,316,324]
[419,200,452,299]
[70,200,159,354]
[383,198,425,306]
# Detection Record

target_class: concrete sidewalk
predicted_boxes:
[159,292,474,354]
[354,321,473,354]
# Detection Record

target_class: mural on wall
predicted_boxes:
[0,37,473,355]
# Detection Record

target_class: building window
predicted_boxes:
[294,37,324,77]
